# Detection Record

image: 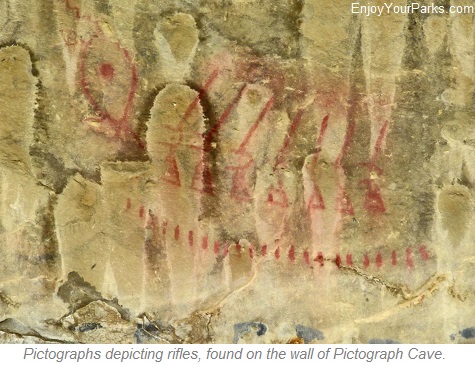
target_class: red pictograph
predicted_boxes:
[266,108,306,207]
[225,96,275,202]
[64,0,143,146]
[306,114,330,212]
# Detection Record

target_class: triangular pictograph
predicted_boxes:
[162,150,181,186]
[361,179,385,214]
[307,184,325,210]
[230,169,252,202]
[267,183,289,208]
[336,189,354,215]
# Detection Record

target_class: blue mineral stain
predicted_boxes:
[460,327,475,339]
[233,322,267,344]
[70,322,103,333]
[368,338,399,344]
[295,324,324,343]
[134,323,161,344]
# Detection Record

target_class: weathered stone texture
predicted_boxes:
[0,0,474,344]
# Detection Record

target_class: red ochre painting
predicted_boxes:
[0,0,474,344]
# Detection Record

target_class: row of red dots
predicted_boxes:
[128,200,431,269]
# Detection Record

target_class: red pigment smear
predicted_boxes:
[139,205,145,218]
[370,120,390,166]
[288,245,295,263]
[334,114,356,167]
[274,109,305,170]
[162,151,181,186]
[202,236,208,250]
[126,198,131,210]
[312,114,330,164]
[362,179,386,214]
[304,251,310,265]
[249,246,254,259]
[346,253,353,266]
[174,225,180,241]
[161,221,168,235]
[307,186,325,210]
[406,248,414,269]
[228,164,254,202]
[336,189,355,216]
[236,96,275,154]
[376,252,383,268]
[99,62,115,81]
[391,250,397,266]
[235,242,242,253]
[316,252,324,266]
[200,85,247,195]
[79,38,139,141]
[274,247,280,259]
[178,68,220,140]
[261,245,268,256]
[203,84,247,153]
[363,254,370,268]
[419,246,429,260]
[223,243,230,257]
[267,182,289,208]
[214,241,220,254]
[146,211,158,230]
[188,230,194,247]
[335,254,342,268]
[66,0,81,18]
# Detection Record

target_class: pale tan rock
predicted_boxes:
[2,0,475,345]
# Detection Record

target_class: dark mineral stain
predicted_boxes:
[460,327,475,339]
[57,271,130,320]
[76,322,103,333]
[233,322,268,344]
[134,321,182,344]
[368,338,399,344]
[295,324,324,343]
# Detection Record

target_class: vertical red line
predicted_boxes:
[188,230,194,247]
[288,245,295,263]
[376,252,383,268]
[214,241,220,255]
[274,247,280,259]
[406,248,414,269]
[346,253,353,266]
[126,198,131,210]
[419,246,429,260]
[363,254,370,268]
[174,225,180,241]
[139,205,145,218]
[316,252,324,266]
[304,251,310,265]
[261,245,268,256]
[202,236,209,250]
[335,254,342,268]
[391,250,397,266]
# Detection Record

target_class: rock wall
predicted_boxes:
[0,0,474,343]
